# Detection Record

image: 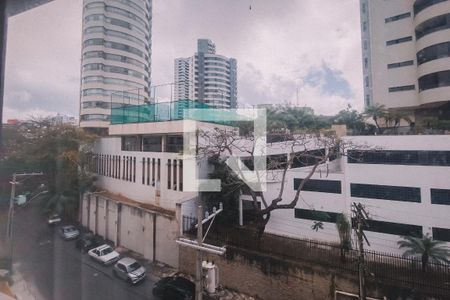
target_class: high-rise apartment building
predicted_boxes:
[360,0,450,122]
[79,0,152,131]
[174,39,237,108]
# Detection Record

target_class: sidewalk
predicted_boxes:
[116,247,256,300]
[0,280,16,300]
[5,263,42,300]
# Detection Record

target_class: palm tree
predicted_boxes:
[384,111,412,128]
[364,104,387,133]
[398,234,450,271]
[336,214,352,262]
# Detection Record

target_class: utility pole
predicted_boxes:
[6,172,43,272]
[176,203,226,300]
[196,205,203,300]
[352,202,370,300]
[6,173,16,272]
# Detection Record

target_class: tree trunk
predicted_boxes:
[254,212,271,240]
[421,254,428,272]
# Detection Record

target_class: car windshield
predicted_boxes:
[64,227,74,232]
[102,247,113,255]
[128,262,140,271]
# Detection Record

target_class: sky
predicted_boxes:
[3,0,363,121]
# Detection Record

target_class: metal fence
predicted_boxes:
[182,215,198,234]
[196,226,450,298]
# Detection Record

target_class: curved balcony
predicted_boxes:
[418,70,450,105]
[415,28,450,52]
[417,53,450,77]
[414,0,449,21]
[419,86,450,106]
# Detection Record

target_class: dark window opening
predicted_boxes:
[167,159,171,189]
[387,60,414,69]
[348,150,450,166]
[147,158,150,186]
[152,158,156,186]
[166,135,184,153]
[142,158,145,184]
[388,85,415,92]
[179,160,183,191]
[294,208,340,223]
[291,148,326,168]
[142,135,162,152]
[173,160,178,190]
[417,41,450,65]
[433,227,450,242]
[414,0,447,16]
[293,178,342,194]
[386,36,413,46]
[121,136,141,151]
[415,13,450,40]
[431,188,450,205]
[385,12,411,23]
[351,183,421,203]
[267,154,288,170]
[133,157,136,182]
[362,219,422,237]
[419,70,450,92]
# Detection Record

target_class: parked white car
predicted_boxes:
[48,214,61,225]
[88,244,120,265]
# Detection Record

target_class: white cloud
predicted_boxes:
[3,106,62,121]
[3,0,363,121]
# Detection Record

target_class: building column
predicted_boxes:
[116,203,122,246]
[105,199,109,240]
[94,196,99,234]
[87,194,91,230]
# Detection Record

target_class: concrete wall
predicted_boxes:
[81,193,180,267]
[179,246,363,300]
[106,201,117,243]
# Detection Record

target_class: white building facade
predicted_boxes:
[79,0,152,131]
[360,0,450,122]
[174,39,237,109]
[86,117,450,259]
[82,116,232,267]
[245,135,450,254]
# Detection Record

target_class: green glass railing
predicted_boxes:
[110,99,235,125]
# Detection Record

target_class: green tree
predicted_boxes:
[266,106,332,132]
[0,119,97,217]
[203,156,242,226]
[364,104,387,133]
[333,105,366,134]
[398,234,450,271]
[198,128,357,238]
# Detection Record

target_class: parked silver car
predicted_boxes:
[113,257,146,284]
[59,225,80,240]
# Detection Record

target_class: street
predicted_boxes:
[7,198,158,300]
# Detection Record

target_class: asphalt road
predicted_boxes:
[9,199,158,300]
